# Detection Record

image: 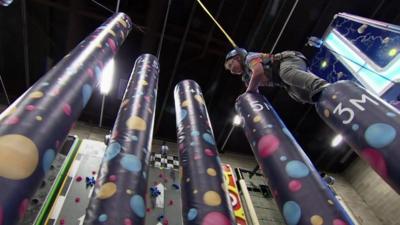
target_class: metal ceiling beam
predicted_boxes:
[21,0,30,88]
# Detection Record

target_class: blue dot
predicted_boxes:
[82,84,92,107]
[187,208,198,221]
[42,149,56,172]
[191,130,200,137]
[352,124,359,131]
[98,214,108,222]
[280,156,287,161]
[104,142,121,161]
[252,141,256,147]
[130,195,145,218]
[178,109,188,123]
[267,124,274,128]
[386,112,397,117]
[190,142,196,146]
[41,82,50,86]
[283,201,301,225]
[94,66,102,80]
[285,160,310,178]
[121,154,142,172]
[364,123,396,148]
[131,135,138,141]
[202,133,215,145]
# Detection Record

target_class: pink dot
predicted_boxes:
[55,140,60,149]
[18,198,29,219]
[333,219,347,225]
[26,105,35,111]
[361,148,387,178]
[50,88,60,96]
[144,96,151,102]
[108,38,117,53]
[204,149,215,157]
[87,68,94,78]
[60,219,65,225]
[112,130,118,139]
[169,200,173,205]
[63,104,72,116]
[76,176,82,182]
[92,171,96,175]
[4,116,19,125]
[146,208,151,212]
[288,180,302,192]
[201,212,231,225]
[257,134,280,158]
[0,207,3,225]
[124,218,133,225]
[75,197,80,203]
[109,175,117,182]
[194,153,201,160]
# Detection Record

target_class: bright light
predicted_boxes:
[331,134,343,147]
[233,115,241,126]
[100,59,115,94]
[321,60,328,68]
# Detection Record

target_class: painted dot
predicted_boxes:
[201,212,231,225]
[194,95,205,104]
[352,124,359,131]
[139,80,148,86]
[257,134,280,158]
[288,180,302,192]
[332,95,337,99]
[364,123,396,148]
[26,105,35,111]
[186,178,190,182]
[188,208,198,221]
[4,116,19,125]
[0,134,39,180]
[75,197,80,203]
[130,135,138,141]
[283,201,301,225]
[333,219,347,225]
[19,199,29,219]
[253,115,261,123]
[42,149,56,172]
[361,148,387,178]
[202,133,215,145]
[328,200,334,205]
[59,219,65,225]
[191,130,200,136]
[310,215,324,225]
[203,191,221,206]
[126,189,133,195]
[324,109,330,117]
[286,160,310,178]
[76,176,82,182]
[207,168,217,176]
[29,91,44,99]
[109,175,117,182]
[126,116,147,131]
[63,104,72,116]
[193,189,198,194]
[130,195,145,218]
[267,124,274,128]
[204,149,215,157]
[36,116,43,121]
[120,154,142,172]
[182,100,189,107]
[82,84,93,107]
[386,112,397,117]
[280,156,287,161]
[97,182,117,199]
[104,142,121,161]
[124,218,133,225]
[98,214,108,222]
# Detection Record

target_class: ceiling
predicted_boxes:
[0,0,399,172]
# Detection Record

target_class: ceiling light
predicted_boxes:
[233,115,241,126]
[331,134,343,147]
[100,59,115,94]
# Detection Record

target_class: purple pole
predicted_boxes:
[235,93,353,225]
[0,13,132,225]
[316,81,400,193]
[174,80,235,225]
[0,0,12,6]
[84,54,159,225]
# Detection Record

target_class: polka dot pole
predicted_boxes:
[84,54,159,225]
[316,81,400,193]
[0,13,132,225]
[174,80,235,225]
[235,93,353,225]
[0,0,12,6]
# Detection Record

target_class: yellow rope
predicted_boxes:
[195,0,237,48]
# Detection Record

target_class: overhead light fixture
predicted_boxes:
[331,134,343,147]
[233,115,241,126]
[100,59,115,95]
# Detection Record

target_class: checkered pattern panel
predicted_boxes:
[150,153,179,170]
